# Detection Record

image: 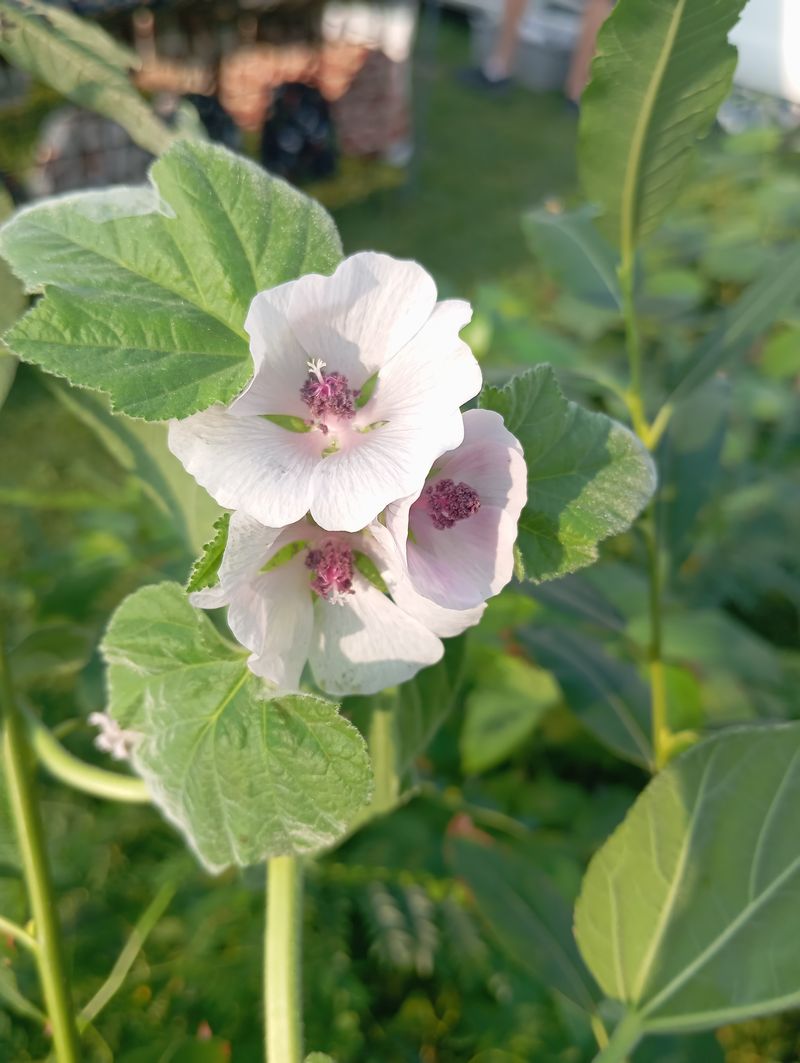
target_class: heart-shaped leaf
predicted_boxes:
[479,366,656,583]
[0,138,342,420]
[101,583,372,872]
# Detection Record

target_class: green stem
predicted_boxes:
[645,512,670,770]
[79,881,175,1028]
[0,913,38,953]
[24,708,149,804]
[0,637,81,1062]
[618,248,646,436]
[264,856,303,1063]
[368,706,400,815]
[593,1012,644,1063]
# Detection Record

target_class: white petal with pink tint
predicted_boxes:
[168,408,319,528]
[386,408,527,611]
[189,515,447,697]
[287,252,438,382]
[168,252,482,532]
[309,574,443,696]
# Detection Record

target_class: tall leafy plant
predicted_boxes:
[0,6,655,1062]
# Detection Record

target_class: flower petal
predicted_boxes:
[409,507,521,611]
[287,252,438,383]
[309,420,449,533]
[233,282,310,418]
[372,299,482,436]
[218,511,286,589]
[228,558,314,691]
[309,574,443,696]
[168,408,318,528]
[367,521,484,637]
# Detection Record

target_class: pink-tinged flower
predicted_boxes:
[88,711,139,761]
[381,409,527,612]
[191,512,479,697]
[168,252,482,534]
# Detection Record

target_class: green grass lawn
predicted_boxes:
[332,14,578,289]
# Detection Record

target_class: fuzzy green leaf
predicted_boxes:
[101,583,372,871]
[0,138,342,420]
[479,366,656,583]
[580,0,747,247]
[0,0,173,154]
[575,723,800,1033]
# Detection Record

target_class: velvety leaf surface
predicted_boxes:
[575,723,800,1032]
[101,583,372,871]
[479,366,656,583]
[0,0,173,154]
[580,0,747,246]
[0,139,342,420]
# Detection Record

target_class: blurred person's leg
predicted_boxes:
[565,0,613,104]
[484,0,526,81]
[460,0,527,90]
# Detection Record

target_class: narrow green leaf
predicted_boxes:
[523,204,620,309]
[452,838,601,1012]
[668,243,800,402]
[101,583,372,870]
[580,0,747,247]
[0,138,342,420]
[479,366,656,583]
[575,723,800,1032]
[523,627,652,769]
[186,513,230,593]
[0,0,174,154]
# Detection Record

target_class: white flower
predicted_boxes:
[191,511,480,697]
[168,252,482,534]
[378,409,527,612]
[88,711,139,761]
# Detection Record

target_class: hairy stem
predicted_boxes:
[265,856,303,1063]
[0,635,81,1062]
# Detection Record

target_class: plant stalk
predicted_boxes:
[619,247,672,770]
[0,635,81,1062]
[24,707,149,804]
[645,511,670,770]
[264,855,303,1063]
[592,1011,643,1063]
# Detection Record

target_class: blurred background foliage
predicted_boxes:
[1,13,799,1063]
